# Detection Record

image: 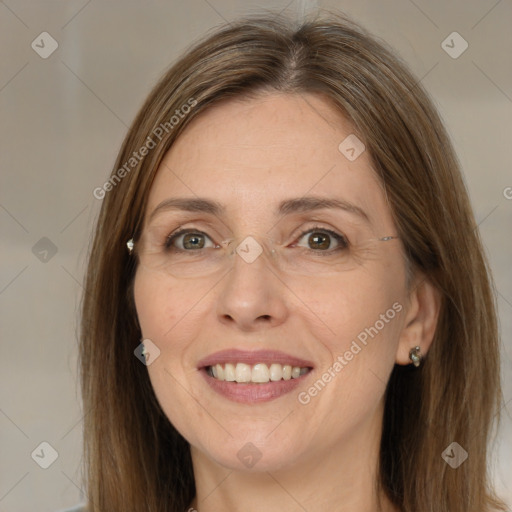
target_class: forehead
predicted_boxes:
[144,92,393,231]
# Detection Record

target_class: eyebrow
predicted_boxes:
[148,196,370,224]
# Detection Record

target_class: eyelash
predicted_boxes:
[164,225,350,255]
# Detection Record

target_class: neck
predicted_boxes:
[188,399,397,512]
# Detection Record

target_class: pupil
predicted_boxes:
[309,232,329,250]
[184,233,204,249]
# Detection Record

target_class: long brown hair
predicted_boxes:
[79,11,507,512]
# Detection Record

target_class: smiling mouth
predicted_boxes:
[206,362,312,383]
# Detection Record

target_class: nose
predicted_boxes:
[215,241,289,333]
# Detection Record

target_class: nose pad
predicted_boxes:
[222,236,280,267]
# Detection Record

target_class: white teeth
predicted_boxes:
[208,362,310,383]
[252,363,269,383]
[269,363,283,381]
[235,363,252,383]
[224,363,236,381]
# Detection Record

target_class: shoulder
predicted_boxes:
[56,504,87,512]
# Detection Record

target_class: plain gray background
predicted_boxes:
[1,1,511,510]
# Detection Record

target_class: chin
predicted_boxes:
[195,430,306,473]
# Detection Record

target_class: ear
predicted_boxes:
[395,274,442,365]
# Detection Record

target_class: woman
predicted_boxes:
[76,11,507,512]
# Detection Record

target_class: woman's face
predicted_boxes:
[134,92,410,472]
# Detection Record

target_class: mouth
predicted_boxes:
[197,349,314,403]
[205,362,311,383]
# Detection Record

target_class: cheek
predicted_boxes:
[133,269,219,388]
[133,272,175,340]
[295,265,406,415]
[133,270,207,441]
[300,267,405,346]
[133,269,211,340]
[296,276,404,434]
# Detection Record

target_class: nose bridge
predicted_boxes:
[226,234,277,267]
[216,233,288,330]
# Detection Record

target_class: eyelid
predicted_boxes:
[291,225,349,250]
[165,227,218,250]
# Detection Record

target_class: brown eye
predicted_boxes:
[295,228,348,252]
[307,232,331,250]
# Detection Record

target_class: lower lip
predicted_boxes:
[200,368,311,403]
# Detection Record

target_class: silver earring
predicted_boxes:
[409,346,422,367]
[127,239,134,254]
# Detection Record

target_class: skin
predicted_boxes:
[133,92,440,512]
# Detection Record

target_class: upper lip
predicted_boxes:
[197,349,314,369]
